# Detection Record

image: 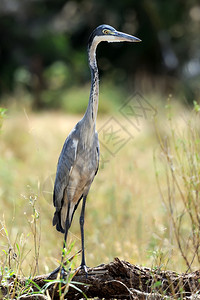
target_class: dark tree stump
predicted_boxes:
[1,258,200,299]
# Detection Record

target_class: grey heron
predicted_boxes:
[51,24,141,276]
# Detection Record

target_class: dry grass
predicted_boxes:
[0,100,200,278]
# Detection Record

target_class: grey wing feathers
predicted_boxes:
[53,136,78,232]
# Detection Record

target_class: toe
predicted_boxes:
[80,264,88,278]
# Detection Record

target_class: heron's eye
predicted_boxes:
[103,29,110,34]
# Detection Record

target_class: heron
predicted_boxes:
[51,24,141,276]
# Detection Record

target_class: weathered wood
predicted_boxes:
[1,258,200,299]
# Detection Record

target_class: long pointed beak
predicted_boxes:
[114,31,142,42]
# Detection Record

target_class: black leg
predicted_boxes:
[63,203,71,257]
[48,202,71,278]
[79,195,87,274]
[60,202,71,276]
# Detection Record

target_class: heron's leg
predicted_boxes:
[80,195,87,273]
[63,203,70,255]
[48,202,71,278]
[60,202,71,275]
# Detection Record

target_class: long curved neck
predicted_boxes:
[85,37,100,129]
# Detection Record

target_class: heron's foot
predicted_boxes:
[47,266,61,279]
[77,264,89,278]
[60,266,70,279]
[47,265,70,280]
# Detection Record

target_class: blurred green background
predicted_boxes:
[0,0,199,111]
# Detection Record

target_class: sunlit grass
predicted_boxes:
[0,98,200,277]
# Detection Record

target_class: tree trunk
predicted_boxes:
[1,258,200,299]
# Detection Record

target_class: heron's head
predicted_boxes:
[88,24,141,48]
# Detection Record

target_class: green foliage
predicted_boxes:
[0,107,7,131]
[154,99,200,271]
[60,82,125,114]
[44,61,71,90]
[14,68,31,86]
[193,100,200,113]
[0,0,199,107]
[32,80,125,113]
[0,194,86,299]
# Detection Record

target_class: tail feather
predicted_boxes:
[53,211,65,233]
[53,195,83,234]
